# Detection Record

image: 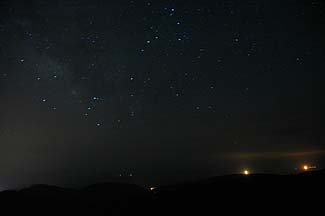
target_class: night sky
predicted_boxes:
[0,0,324,190]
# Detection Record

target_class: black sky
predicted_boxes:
[0,0,324,190]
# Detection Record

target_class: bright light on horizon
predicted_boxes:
[302,165,317,171]
[243,170,250,175]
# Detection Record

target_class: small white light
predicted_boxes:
[150,187,157,191]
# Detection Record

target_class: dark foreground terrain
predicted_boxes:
[1,170,324,215]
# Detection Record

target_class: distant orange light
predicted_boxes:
[303,165,309,171]
[243,170,250,175]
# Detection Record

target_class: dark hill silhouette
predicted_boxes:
[0,170,324,215]
[19,184,76,196]
[154,170,325,214]
[80,183,154,215]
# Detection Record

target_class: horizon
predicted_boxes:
[1,166,324,192]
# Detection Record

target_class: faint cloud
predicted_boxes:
[224,150,325,159]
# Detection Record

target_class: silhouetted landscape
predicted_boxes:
[1,170,324,215]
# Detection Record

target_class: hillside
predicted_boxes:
[1,170,324,215]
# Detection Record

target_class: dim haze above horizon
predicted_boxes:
[0,0,323,190]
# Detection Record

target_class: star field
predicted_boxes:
[0,0,324,188]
